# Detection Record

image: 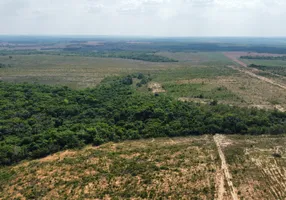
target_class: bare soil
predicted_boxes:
[148,82,166,93]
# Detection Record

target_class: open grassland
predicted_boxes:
[0,136,220,200]
[222,135,286,200]
[0,55,181,89]
[157,52,234,65]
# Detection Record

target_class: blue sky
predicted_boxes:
[0,0,285,36]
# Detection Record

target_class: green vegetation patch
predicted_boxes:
[163,83,240,101]
[249,64,286,76]
[0,74,286,165]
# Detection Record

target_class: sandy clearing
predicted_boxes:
[214,134,239,200]
[275,105,286,112]
[148,82,166,93]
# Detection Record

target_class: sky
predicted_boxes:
[0,0,286,37]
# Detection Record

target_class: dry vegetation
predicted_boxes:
[0,136,220,200]
[2,134,285,200]
[222,135,286,200]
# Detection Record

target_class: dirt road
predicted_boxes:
[214,134,239,200]
[224,53,248,67]
[227,65,286,91]
[224,52,286,91]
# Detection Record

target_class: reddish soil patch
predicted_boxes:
[223,52,248,67]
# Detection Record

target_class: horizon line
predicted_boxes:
[0,35,286,39]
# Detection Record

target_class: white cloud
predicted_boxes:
[0,0,285,36]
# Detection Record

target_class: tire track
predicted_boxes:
[214,134,239,200]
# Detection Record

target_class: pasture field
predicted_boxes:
[0,55,180,88]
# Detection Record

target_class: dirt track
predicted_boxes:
[224,53,248,67]
[224,52,286,91]
[214,134,239,200]
[227,65,286,91]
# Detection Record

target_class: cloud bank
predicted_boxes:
[0,0,285,36]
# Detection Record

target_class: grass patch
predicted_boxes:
[163,82,241,101]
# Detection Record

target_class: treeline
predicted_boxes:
[62,50,179,62]
[1,75,286,165]
[241,56,286,60]
[0,50,178,63]
[249,64,286,76]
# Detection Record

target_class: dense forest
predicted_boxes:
[64,51,179,62]
[1,75,286,165]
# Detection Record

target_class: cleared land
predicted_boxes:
[1,135,285,199]
[0,136,220,200]
[223,135,286,200]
